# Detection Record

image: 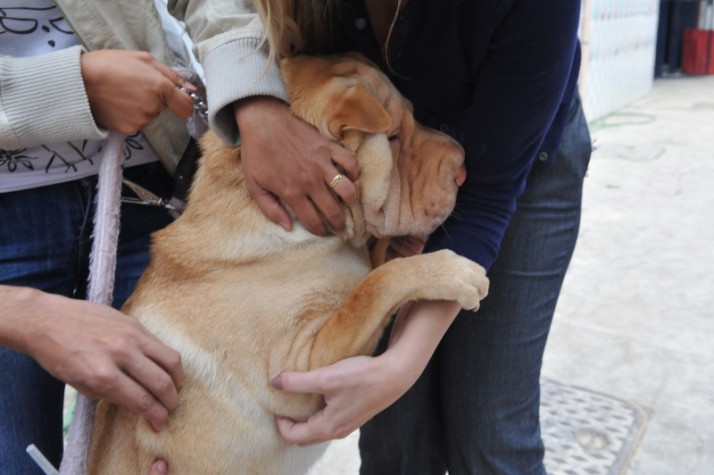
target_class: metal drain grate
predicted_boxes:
[541,379,647,475]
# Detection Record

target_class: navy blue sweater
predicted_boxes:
[334,0,582,270]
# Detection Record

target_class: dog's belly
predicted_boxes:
[91,381,328,475]
[92,251,371,473]
[151,375,327,475]
[90,313,332,474]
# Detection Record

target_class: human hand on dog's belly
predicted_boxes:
[234,96,360,236]
[5,288,184,432]
[272,299,462,446]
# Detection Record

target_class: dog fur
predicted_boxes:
[87,54,489,475]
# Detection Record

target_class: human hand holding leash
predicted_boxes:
[81,50,195,134]
[0,286,183,432]
[272,299,462,445]
[234,96,359,235]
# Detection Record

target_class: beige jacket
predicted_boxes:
[0,0,287,172]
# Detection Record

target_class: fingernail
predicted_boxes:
[151,418,165,432]
[182,81,197,92]
[271,375,283,390]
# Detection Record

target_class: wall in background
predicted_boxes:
[579,0,661,121]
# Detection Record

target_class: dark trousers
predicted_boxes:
[359,94,592,475]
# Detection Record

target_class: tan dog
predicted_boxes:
[87,54,489,475]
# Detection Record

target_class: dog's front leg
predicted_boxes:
[308,249,489,368]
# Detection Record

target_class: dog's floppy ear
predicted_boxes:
[327,83,393,139]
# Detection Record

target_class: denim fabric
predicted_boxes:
[359,94,592,475]
[0,164,173,474]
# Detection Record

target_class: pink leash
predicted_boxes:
[59,131,126,475]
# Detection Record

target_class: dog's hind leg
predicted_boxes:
[307,249,488,368]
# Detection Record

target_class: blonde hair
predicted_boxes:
[253,0,403,70]
[253,0,338,63]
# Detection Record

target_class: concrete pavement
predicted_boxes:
[542,74,714,475]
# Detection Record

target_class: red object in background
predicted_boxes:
[682,29,714,75]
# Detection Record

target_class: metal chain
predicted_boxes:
[179,86,208,120]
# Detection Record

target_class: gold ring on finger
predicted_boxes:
[329,173,344,189]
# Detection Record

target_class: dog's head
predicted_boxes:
[281,54,465,241]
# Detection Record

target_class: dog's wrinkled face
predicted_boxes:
[281,54,465,238]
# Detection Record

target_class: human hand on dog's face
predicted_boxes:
[81,50,195,135]
[0,286,184,432]
[233,96,360,236]
[271,299,461,445]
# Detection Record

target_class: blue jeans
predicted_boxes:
[0,163,174,474]
[359,94,592,474]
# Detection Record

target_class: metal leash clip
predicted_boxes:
[121,178,177,211]
[179,86,208,120]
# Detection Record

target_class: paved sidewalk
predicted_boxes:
[312,75,714,474]
[542,74,714,475]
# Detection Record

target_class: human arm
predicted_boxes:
[272,299,461,445]
[166,0,359,234]
[0,47,194,149]
[167,0,284,145]
[0,285,184,432]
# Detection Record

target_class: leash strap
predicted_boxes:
[58,131,126,475]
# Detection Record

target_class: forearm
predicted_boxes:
[0,47,106,149]
[0,285,48,355]
[273,298,466,444]
[167,0,288,146]
[383,299,462,386]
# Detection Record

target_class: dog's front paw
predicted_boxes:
[406,250,489,311]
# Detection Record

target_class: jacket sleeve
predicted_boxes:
[0,46,107,149]
[167,0,288,146]
[425,0,582,271]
